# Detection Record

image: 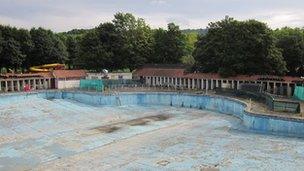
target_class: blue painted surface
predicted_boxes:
[39,91,304,137]
[1,91,304,170]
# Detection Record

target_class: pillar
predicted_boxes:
[10,80,14,92]
[221,80,224,89]
[17,80,20,91]
[216,79,219,88]
[267,81,270,92]
[206,79,209,90]
[38,79,42,89]
[273,82,277,94]
[236,81,239,90]
[21,80,25,90]
[48,79,51,89]
[201,79,204,89]
[192,79,195,89]
[231,81,235,89]
[0,80,2,92]
[210,79,214,90]
[27,79,31,89]
[187,79,191,89]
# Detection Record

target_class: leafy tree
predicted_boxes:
[96,22,126,70]
[0,31,3,59]
[29,28,67,66]
[0,25,31,70]
[113,13,154,70]
[65,36,80,68]
[194,18,287,77]
[51,36,68,63]
[152,23,186,64]
[273,27,304,76]
[16,29,33,68]
[1,39,25,69]
[181,32,198,65]
[78,23,125,71]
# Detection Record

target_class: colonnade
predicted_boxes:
[0,78,52,92]
[143,76,294,97]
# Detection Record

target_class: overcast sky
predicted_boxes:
[0,0,304,32]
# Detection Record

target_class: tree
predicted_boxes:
[0,25,31,70]
[29,28,67,66]
[1,39,25,69]
[51,36,68,63]
[181,32,198,65]
[152,23,186,64]
[96,22,126,70]
[113,12,154,70]
[273,27,304,76]
[65,36,80,68]
[78,23,125,71]
[0,31,3,60]
[194,18,287,77]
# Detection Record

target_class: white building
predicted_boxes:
[133,64,304,97]
[53,70,87,89]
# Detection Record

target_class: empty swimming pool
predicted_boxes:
[1,91,304,170]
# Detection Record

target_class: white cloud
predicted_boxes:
[262,11,304,28]
[0,0,303,31]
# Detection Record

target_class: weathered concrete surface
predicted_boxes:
[1,97,304,170]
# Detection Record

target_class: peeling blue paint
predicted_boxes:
[1,91,304,170]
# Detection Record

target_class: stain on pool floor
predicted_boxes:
[1,97,304,170]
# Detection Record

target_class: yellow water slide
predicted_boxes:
[29,63,65,72]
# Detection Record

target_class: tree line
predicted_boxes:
[194,18,304,77]
[0,13,304,77]
[0,13,192,73]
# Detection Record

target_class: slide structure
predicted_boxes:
[29,63,65,72]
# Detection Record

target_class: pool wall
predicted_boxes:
[2,91,304,137]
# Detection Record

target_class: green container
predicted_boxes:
[80,79,104,91]
[293,86,304,101]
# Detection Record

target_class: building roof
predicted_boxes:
[0,70,87,79]
[133,67,186,77]
[134,66,304,83]
[0,73,46,79]
[37,72,54,78]
[52,70,87,79]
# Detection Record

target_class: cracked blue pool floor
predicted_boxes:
[1,96,304,170]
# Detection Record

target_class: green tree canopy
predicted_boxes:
[152,23,186,64]
[1,39,25,69]
[29,28,67,66]
[65,36,80,69]
[78,22,125,71]
[0,25,32,70]
[273,27,304,76]
[113,12,154,70]
[194,18,287,77]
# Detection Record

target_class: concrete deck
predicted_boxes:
[1,96,304,170]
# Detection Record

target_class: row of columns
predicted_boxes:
[0,78,51,93]
[144,76,294,97]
